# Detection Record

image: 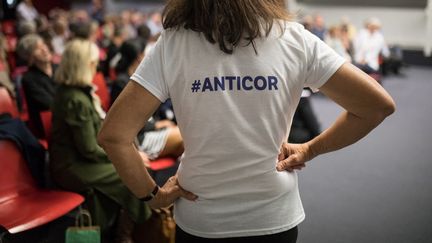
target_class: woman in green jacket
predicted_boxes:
[49,39,150,243]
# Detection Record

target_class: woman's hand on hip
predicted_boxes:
[147,175,198,209]
[276,142,315,172]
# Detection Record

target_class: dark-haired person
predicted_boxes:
[98,1,396,242]
[111,39,184,162]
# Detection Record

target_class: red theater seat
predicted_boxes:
[149,157,176,171]
[38,111,53,150]
[92,72,111,111]
[0,140,84,235]
[0,87,19,118]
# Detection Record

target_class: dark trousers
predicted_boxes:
[175,225,298,243]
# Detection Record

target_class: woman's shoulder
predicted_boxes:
[56,85,92,105]
[280,21,308,37]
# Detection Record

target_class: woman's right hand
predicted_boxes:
[147,175,198,209]
[276,142,315,172]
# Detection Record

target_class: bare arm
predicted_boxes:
[277,63,395,171]
[98,81,196,208]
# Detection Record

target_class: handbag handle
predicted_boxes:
[75,209,93,227]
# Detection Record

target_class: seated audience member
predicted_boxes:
[112,40,184,160]
[50,39,151,242]
[288,89,321,143]
[17,20,37,38]
[16,34,56,138]
[70,20,99,43]
[16,0,38,22]
[51,17,69,56]
[353,17,390,74]
[89,0,105,24]
[35,15,53,47]
[311,14,327,40]
[325,25,351,62]
[146,11,163,37]
[134,24,151,49]
[0,34,15,97]
[104,24,129,78]
[340,23,354,59]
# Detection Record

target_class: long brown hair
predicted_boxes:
[162,0,292,54]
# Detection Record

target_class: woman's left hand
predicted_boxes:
[147,175,198,209]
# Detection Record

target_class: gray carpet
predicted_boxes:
[297,66,432,243]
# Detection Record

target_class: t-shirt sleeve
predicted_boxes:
[130,32,169,102]
[302,27,346,92]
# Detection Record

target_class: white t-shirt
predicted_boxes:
[131,21,345,238]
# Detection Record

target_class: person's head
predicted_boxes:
[71,21,99,42]
[136,24,151,42]
[113,23,129,40]
[162,0,291,54]
[53,18,68,36]
[314,14,325,28]
[92,0,103,9]
[328,25,341,38]
[365,17,381,33]
[130,11,143,26]
[35,15,49,33]
[54,39,99,87]
[16,34,52,66]
[150,11,162,25]
[17,21,37,37]
[116,39,145,73]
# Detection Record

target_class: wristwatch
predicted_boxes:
[139,185,159,202]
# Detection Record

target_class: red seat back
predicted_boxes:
[0,139,85,234]
[0,140,36,204]
[40,110,52,142]
[1,20,16,36]
[92,72,111,111]
[0,87,19,118]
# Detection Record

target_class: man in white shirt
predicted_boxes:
[16,0,38,22]
[353,17,390,73]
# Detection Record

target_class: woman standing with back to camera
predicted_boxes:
[98,1,395,242]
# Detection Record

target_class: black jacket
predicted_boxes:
[22,65,57,138]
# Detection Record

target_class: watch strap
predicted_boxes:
[139,185,159,202]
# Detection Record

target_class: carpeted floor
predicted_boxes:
[297,66,432,243]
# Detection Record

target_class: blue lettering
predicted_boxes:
[268,76,278,90]
[226,76,236,91]
[242,76,253,90]
[237,76,242,90]
[254,76,267,90]
[202,77,214,92]
[214,76,225,91]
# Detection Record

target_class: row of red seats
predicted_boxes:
[1,83,176,239]
[0,87,84,240]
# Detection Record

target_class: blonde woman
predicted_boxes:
[50,39,150,243]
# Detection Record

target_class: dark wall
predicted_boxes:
[33,0,70,15]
